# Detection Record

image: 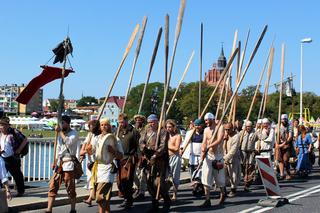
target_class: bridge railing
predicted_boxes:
[16,137,87,182]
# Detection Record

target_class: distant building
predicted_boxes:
[98,96,124,125]
[64,99,77,109]
[0,84,43,114]
[204,46,232,93]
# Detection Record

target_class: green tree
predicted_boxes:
[77,96,98,107]
[49,99,59,112]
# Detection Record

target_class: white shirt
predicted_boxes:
[95,134,124,183]
[260,127,275,151]
[0,133,14,158]
[56,129,79,171]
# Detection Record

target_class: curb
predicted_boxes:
[9,177,191,212]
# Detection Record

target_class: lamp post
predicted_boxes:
[300,37,312,123]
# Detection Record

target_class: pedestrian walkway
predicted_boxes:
[7,170,191,212]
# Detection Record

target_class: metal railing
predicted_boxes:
[18,137,87,182]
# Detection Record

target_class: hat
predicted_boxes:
[0,117,10,126]
[147,114,158,122]
[134,114,146,121]
[245,120,253,127]
[257,119,262,124]
[262,118,270,124]
[194,119,203,126]
[281,114,288,120]
[204,112,215,120]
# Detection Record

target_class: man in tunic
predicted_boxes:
[200,112,226,207]
[46,115,80,213]
[139,114,171,211]
[223,122,241,197]
[117,113,140,209]
[240,120,258,191]
[132,114,147,200]
[88,118,124,213]
[256,118,275,159]
[277,114,293,180]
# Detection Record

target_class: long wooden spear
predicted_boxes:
[164,14,169,90]
[166,51,195,116]
[122,17,147,113]
[156,1,186,200]
[165,0,186,97]
[215,75,226,119]
[199,23,203,117]
[275,44,285,161]
[261,48,274,118]
[181,47,239,155]
[199,48,239,119]
[97,24,139,120]
[230,30,250,123]
[138,27,163,114]
[184,25,268,155]
[226,41,240,122]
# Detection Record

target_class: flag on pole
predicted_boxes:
[52,37,73,64]
[16,66,74,104]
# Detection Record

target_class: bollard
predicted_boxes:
[255,155,289,207]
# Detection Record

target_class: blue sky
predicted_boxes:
[0,0,319,100]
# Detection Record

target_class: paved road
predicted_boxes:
[23,166,320,213]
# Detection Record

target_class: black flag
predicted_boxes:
[52,37,73,64]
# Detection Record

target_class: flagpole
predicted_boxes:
[53,37,69,169]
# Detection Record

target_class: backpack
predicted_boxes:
[8,127,29,157]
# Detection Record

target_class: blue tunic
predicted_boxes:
[295,134,312,171]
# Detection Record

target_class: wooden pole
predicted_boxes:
[262,48,274,117]
[198,23,203,117]
[166,51,195,116]
[181,47,239,155]
[233,30,249,123]
[164,15,169,90]
[53,37,70,168]
[276,44,285,160]
[122,17,148,113]
[138,27,163,114]
[215,75,226,119]
[227,41,241,122]
[97,24,140,120]
[187,25,268,156]
[199,48,239,119]
[165,0,186,97]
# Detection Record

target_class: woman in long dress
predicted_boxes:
[295,125,312,177]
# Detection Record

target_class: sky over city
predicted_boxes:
[0,0,319,100]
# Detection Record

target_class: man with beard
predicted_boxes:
[132,114,147,200]
[46,115,80,213]
[223,122,241,197]
[276,114,293,180]
[200,112,226,207]
[117,113,140,209]
[256,118,275,159]
[139,114,171,212]
[240,120,258,191]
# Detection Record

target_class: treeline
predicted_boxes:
[124,82,320,126]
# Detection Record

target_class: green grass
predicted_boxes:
[21,129,88,138]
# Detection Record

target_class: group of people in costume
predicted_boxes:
[41,110,318,213]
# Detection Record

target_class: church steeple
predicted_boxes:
[217,44,226,71]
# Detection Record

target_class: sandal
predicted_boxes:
[83,199,92,207]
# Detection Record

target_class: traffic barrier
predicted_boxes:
[255,155,289,207]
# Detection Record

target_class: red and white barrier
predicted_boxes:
[256,156,281,197]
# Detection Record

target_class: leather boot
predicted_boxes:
[218,187,227,205]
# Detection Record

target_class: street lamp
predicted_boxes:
[300,37,312,123]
